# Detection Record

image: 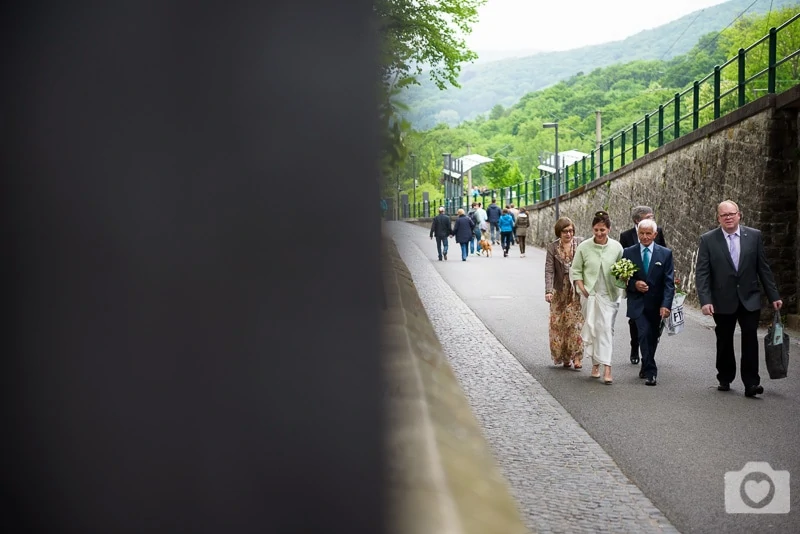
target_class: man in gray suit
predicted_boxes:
[695,200,783,397]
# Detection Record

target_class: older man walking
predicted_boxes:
[620,205,667,365]
[695,200,783,397]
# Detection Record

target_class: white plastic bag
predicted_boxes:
[664,293,686,336]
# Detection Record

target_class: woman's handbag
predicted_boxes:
[764,311,789,379]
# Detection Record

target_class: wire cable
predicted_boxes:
[693,0,762,55]
[660,9,706,61]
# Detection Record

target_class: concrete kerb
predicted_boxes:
[382,237,529,534]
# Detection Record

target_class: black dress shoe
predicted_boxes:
[645,377,657,386]
[630,348,639,365]
[744,385,764,398]
[717,383,730,391]
[639,370,646,379]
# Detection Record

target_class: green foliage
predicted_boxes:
[376,0,485,186]
[401,7,800,198]
[401,0,800,129]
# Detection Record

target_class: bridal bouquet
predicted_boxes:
[610,258,638,281]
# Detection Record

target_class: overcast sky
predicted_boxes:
[466,0,730,52]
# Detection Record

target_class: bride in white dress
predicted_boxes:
[569,211,624,384]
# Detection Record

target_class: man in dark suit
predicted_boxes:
[695,200,783,397]
[622,219,674,386]
[619,206,667,365]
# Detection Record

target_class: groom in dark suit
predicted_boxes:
[695,200,783,397]
[619,206,667,365]
[622,219,674,386]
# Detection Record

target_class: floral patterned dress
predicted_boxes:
[549,241,584,365]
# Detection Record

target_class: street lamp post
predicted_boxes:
[543,122,560,219]
[410,153,416,218]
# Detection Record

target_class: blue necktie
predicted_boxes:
[643,247,650,275]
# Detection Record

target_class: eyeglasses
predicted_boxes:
[718,212,739,219]
[561,228,574,233]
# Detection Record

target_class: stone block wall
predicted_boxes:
[519,95,798,319]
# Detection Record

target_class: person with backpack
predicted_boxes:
[472,202,488,256]
[515,208,530,257]
[467,202,479,256]
[498,208,515,257]
[486,199,502,244]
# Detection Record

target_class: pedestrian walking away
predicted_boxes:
[515,208,530,257]
[570,210,624,384]
[694,200,783,397]
[451,208,476,261]
[619,205,668,366]
[429,206,452,261]
[472,202,487,256]
[498,208,514,257]
[544,217,584,369]
[486,198,502,244]
[622,218,674,386]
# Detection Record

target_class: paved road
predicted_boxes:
[391,221,800,534]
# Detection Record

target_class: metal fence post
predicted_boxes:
[768,27,777,93]
[714,66,721,119]
[674,93,680,140]
[738,48,746,107]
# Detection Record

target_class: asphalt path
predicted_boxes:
[405,222,800,534]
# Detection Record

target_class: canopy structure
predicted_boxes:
[442,153,494,177]
[537,149,588,174]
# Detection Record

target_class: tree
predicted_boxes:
[376,0,485,176]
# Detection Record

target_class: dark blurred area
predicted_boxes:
[1,2,383,533]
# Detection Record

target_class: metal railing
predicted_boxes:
[419,16,800,216]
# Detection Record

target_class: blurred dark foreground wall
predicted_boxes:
[1,2,383,533]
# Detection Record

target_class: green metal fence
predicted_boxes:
[423,15,800,216]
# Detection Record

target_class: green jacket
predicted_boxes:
[570,238,624,300]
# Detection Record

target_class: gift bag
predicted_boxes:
[664,293,686,336]
[764,311,790,379]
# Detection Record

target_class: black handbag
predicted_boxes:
[764,311,790,379]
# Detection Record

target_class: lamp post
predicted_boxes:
[442,152,451,211]
[410,152,416,218]
[543,122,559,219]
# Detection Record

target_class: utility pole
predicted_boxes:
[410,153,416,218]
[595,110,602,179]
[466,143,472,197]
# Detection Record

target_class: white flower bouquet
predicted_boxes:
[610,258,638,287]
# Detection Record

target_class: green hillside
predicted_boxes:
[390,7,800,205]
[402,0,800,130]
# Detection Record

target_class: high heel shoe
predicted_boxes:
[603,367,613,384]
[591,365,601,378]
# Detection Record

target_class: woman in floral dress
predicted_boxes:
[544,217,584,369]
